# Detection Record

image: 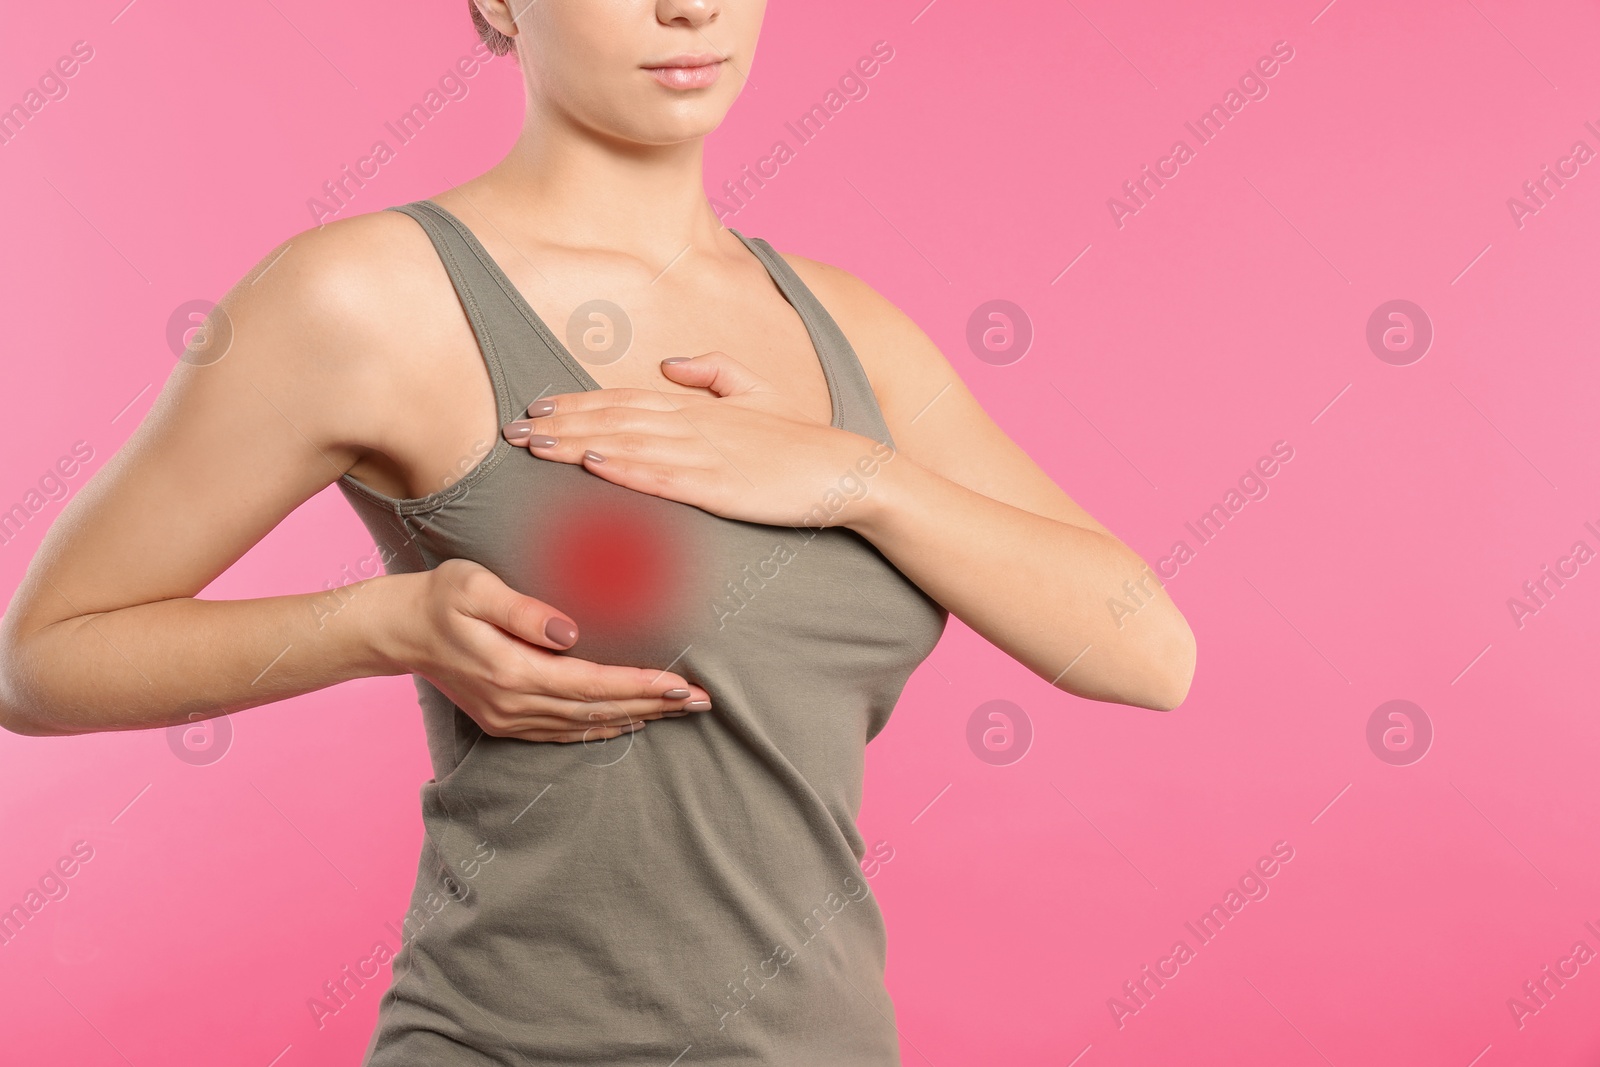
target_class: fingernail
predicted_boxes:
[545,618,577,647]
[528,435,558,448]
[504,423,532,442]
[683,699,711,711]
[662,688,691,699]
[528,399,556,416]
[583,450,606,464]
[661,357,690,365]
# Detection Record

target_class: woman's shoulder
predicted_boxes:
[178,205,478,473]
[764,244,923,351]
[210,205,470,391]
[239,207,448,343]
[760,245,960,430]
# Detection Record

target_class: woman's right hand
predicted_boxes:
[387,558,712,743]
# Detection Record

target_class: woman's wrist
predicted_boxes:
[355,571,429,678]
[836,446,930,542]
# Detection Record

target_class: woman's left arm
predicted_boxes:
[795,257,1195,712]
[503,260,1196,713]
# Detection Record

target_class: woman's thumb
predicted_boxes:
[476,572,579,650]
[660,351,765,397]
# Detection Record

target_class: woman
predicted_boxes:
[0,0,1195,1062]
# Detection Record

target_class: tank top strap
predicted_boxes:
[729,232,897,449]
[390,198,895,450]
[386,200,583,429]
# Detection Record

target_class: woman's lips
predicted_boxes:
[644,61,723,90]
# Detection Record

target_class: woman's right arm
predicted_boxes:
[0,218,708,740]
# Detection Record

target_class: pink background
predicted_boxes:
[3,0,1599,1063]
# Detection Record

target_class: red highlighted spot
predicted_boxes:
[541,498,688,636]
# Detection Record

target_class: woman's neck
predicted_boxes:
[459,107,730,264]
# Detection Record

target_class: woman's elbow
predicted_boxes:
[0,635,77,737]
[1146,619,1197,712]
[1,710,61,737]
[1050,618,1196,713]
[0,685,50,737]
[0,675,41,737]
[0,691,89,737]
[1112,618,1195,712]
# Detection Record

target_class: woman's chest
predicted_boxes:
[493,237,841,429]
[357,265,840,504]
[419,451,945,685]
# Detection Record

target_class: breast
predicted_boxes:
[518,475,709,656]
[441,450,947,735]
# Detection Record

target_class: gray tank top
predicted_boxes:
[336,199,948,1065]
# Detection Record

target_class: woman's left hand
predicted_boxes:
[501,352,887,529]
